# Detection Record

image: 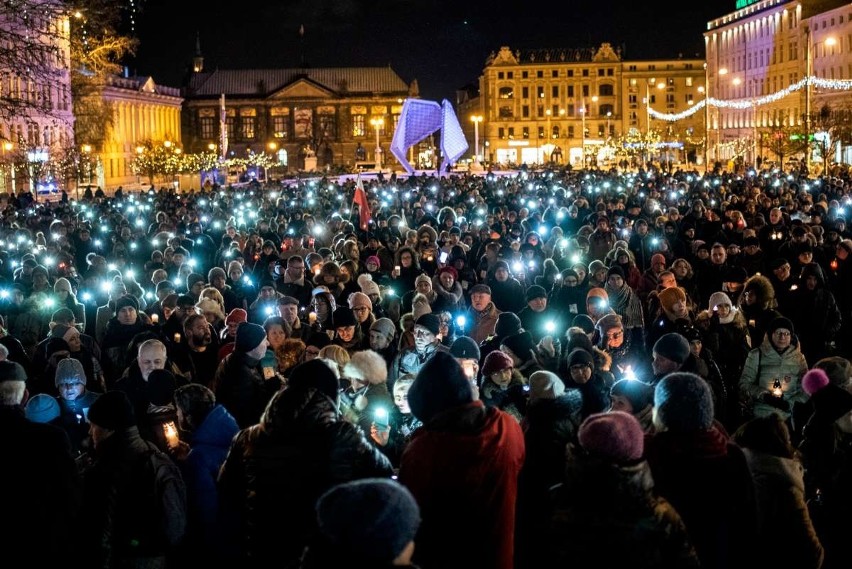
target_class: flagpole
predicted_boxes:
[347,174,359,228]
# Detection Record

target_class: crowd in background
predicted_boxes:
[2,162,852,568]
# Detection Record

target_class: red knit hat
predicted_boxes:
[578,411,644,463]
[437,266,458,281]
[481,350,514,377]
[226,308,248,325]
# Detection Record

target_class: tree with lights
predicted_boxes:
[810,103,852,175]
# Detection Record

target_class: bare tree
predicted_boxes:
[811,103,852,175]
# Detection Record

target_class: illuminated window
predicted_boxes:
[352,115,366,137]
[199,116,215,139]
[499,86,514,99]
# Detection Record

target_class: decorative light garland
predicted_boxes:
[648,76,852,122]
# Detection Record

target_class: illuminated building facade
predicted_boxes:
[476,45,705,168]
[705,0,852,166]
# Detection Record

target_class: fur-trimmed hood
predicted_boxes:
[431,275,463,303]
[740,274,776,310]
[417,224,438,244]
[342,349,388,385]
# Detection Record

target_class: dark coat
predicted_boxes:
[644,426,759,569]
[546,456,700,569]
[212,351,282,429]
[217,386,393,567]
[0,405,81,564]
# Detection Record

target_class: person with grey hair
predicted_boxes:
[0,342,9,361]
[0,360,81,564]
[645,372,759,569]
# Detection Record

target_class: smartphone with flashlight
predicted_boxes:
[439,251,449,264]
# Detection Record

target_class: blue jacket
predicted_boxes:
[182,404,239,554]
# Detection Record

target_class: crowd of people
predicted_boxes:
[3,162,852,568]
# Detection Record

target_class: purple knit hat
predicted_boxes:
[578,411,644,463]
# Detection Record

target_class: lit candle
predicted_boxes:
[308,312,317,324]
[394,265,401,276]
[173,333,181,343]
[151,313,159,324]
[163,421,179,448]
[772,379,783,398]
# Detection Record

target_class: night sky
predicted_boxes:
[132,0,735,102]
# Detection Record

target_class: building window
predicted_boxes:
[499,106,513,118]
[507,72,513,79]
[352,114,366,137]
[552,85,559,97]
[599,84,614,96]
[582,85,589,97]
[567,86,574,97]
[607,68,614,76]
[522,127,529,139]
[582,69,589,77]
[499,86,514,99]
[568,126,575,138]
[685,77,693,87]
[522,86,529,98]
[598,69,604,76]
[498,127,505,139]
[567,104,575,116]
[199,116,215,139]
[272,116,288,139]
[317,115,337,140]
[599,103,614,116]
[537,86,545,99]
[240,116,256,140]
[567,70,574,77]
[522,105,530,118]
[498,72,504,79]
[552,70,558,78]
[552,104,559,115]
[537,105,544,117]
[522,71,528,79]
[537,70,543,78]
[538,126,545,138]
[226,117,236,141]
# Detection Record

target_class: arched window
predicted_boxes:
[499,86,514,99]
[598,84,614,96]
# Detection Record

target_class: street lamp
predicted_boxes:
[470,115,483,167]
[580,104,586,168]
[370,117,384,169]
[81,144,92,187]
[2,141,14,194]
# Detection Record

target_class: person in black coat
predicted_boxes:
[0,361,81,565]
[218,359,393,567]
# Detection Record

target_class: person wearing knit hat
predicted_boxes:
[288,358,342,403]
[708,291,734,313]
[528,370,565,402]
[578,411,645,463]
[651,333,691,379]
[500,330,536,366]
[586,287,611,321]
[186,273,206,298]
[115,294,140,315]
[348,291,373,323]
[650,253,667,271]
[25,393,61,423]
[411,293,433,321]
[450,336,481,362]
[656,286,688,321]
[357,273,382,301]
[207,267,227,286]
[367,315,396,349]
[305,478,421,566]
[653,372,714,431]
[55,357,87,387]
[87,390,136,435]
[305,331,332,357]
[494,311,522,338]
[610,379,655,431]
[415,273,432,290]
[525,285,547,303]
[415,313,441,336]
[235,321,268,354]
[739,315,808,420]
[606,265,625,281]
[571,314,596,336]
[482,349,514,378]
[196,297,226,325]
[407,351,475,423]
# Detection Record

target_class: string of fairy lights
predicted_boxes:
[648,76,852,122]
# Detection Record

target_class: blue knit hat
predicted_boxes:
[315,478,421,563]
[654,372,714,431]
[235,322,267,353]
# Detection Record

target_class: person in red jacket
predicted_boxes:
[399,351,525,569]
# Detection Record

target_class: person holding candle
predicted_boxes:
[739,317,808,427]
[55,357,101,455]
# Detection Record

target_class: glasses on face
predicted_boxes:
[352,306,370,313]
[773,330,792,338]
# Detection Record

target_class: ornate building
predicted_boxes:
[0,2,74,194]
[705,0,852,166]
[92,74,183,189]
[182,48,416,173]
[476,44,705,168]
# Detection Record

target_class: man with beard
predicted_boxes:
[114,339,189,433]
[276,255,313,307]
[171,314,219,387]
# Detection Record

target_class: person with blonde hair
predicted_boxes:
[318,344,351,376]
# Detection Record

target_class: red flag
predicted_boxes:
[353,174,371,231]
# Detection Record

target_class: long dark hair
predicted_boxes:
[733,414,797,459]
